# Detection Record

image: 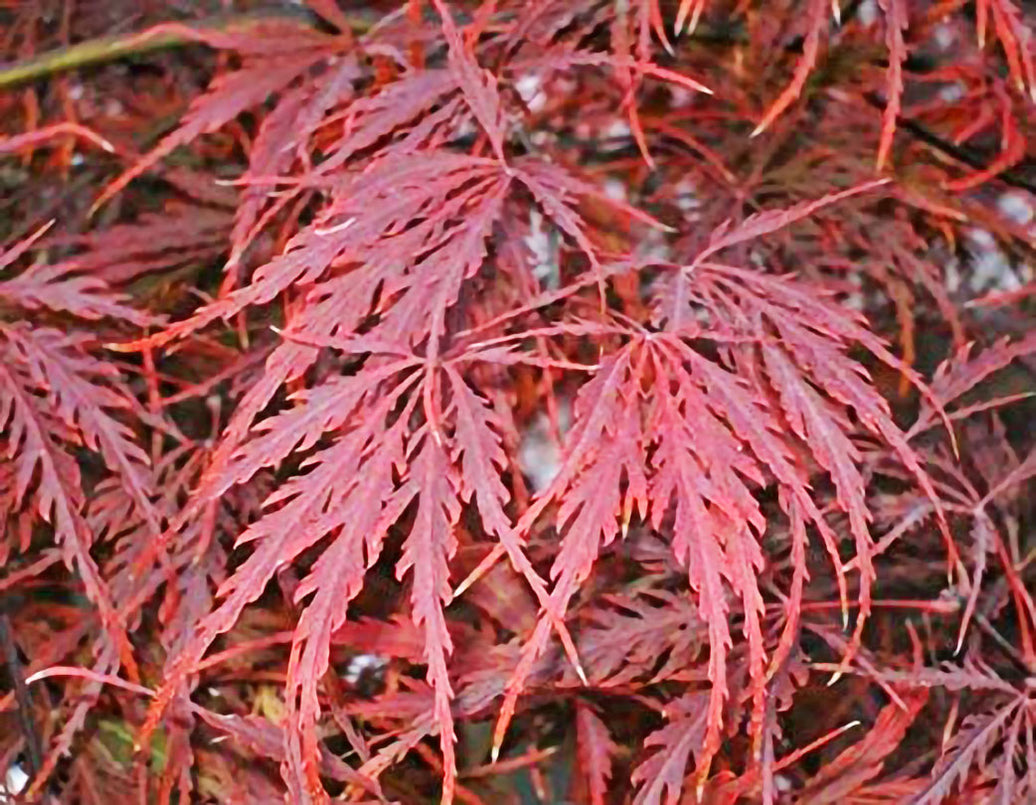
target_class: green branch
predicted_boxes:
[0,7,371,91]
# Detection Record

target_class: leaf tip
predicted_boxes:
[953,625,967,656]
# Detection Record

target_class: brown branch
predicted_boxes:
[860,91,1036,196]
[0,609,42,782]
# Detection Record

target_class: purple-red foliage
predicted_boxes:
[1,1,1036,803]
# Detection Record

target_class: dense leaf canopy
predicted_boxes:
[1,1,1035,803]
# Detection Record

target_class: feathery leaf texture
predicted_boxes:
[3,1,1036,802]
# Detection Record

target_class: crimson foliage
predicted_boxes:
[1,1,1035,803]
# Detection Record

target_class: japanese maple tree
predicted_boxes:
[1,1,1035,803]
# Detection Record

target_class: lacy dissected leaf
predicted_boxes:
[751,0,828,137]
[631,694,709,805]
[95,25,342,209]
[282,410,408,802]
[646,338,768,776]
[394,434,462,802]
[494,346,648,757]
[322,70,461,168]
[0,260,155,325]
[977,0,1036,99]
[798,688,928,803]
[193,707,381,795]
[494,231,943,787]
[691,180,889,269]
[11,2,1036,802]
[432,0,507,161]
[148,153,514,552]
[827,658,1031,803]
[141,368,414,724]
[0,331,134,670]
[2,326,157,531]
[912,702,1025,804]
[141,151,507,350]
[910,332,1036,438]
[877,0,908,170]
[45,205,233,285]
[689,261,949,575]
[446,366,563,641]
[144,363,509,801]
[575,700,616,805]
[576,589,705,685]
[227,57,359,273]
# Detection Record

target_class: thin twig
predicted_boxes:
[860,91,1036,195]
[0,7,371,91]
[0,611,43,782]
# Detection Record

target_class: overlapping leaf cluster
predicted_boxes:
[1,1,1035,803]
